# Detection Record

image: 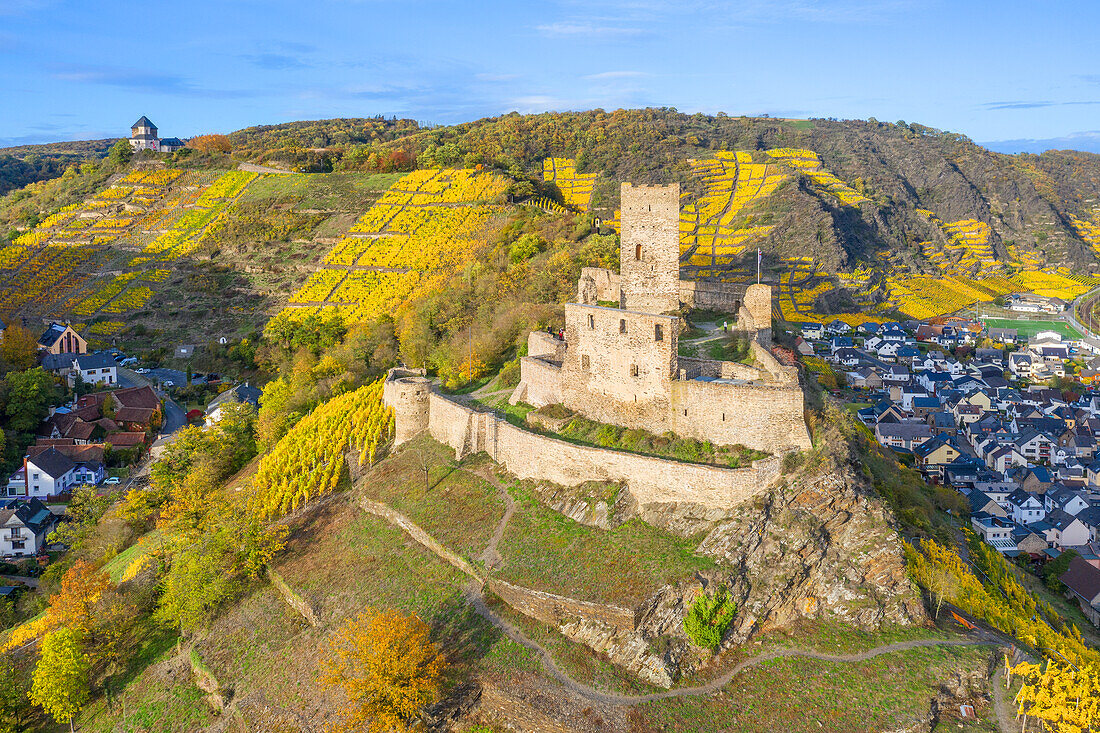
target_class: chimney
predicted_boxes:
[23,456,28,497]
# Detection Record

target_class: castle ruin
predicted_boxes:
[383,181,811,514]
[511,182,811,455]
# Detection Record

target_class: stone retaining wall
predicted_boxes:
[486,578,637,633]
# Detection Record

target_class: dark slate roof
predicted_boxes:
[131,116,156,129]
[41,353,76,371]
[37,323,67,348]
[876,422,933,439]
[1046,508,1082,531]
[74,352,116,370]
[159,137,184,147]
[1060,556,1100,604]
[28,447,75,480]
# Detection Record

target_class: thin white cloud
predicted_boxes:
[584,71,650,80]
[535,21,642,37]
[476,73,520,82]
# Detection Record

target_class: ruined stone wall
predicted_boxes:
[526,331,565,360]
[681,280,748,312]
[670,379,812,453]
[577,267,621,304]
[511,355,562,407]
[559,303,678,425]
[741,283,774,345]
[620,183,680,314]
[400,387,782,511]
[578,266,749,314]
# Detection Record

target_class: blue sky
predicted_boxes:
[2,0,1099,152]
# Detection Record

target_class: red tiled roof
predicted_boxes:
[113,386,160,410]
[104,432,146,448]
[115,407,154,425]
[27,444,105,463]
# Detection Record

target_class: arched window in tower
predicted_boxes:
[635,244,642,261]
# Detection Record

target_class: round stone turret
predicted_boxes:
[389,376,432,445]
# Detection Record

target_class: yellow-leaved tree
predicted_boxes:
[320,608,445,733]
[29,628,89,733]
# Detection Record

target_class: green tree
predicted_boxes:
[1043,549,1079,592]
[683,586,737,652]
[108,139,132,166]
[29,628,89,732]
[0,655,31,733]
[3,368,61,434]
[0,325,37,371]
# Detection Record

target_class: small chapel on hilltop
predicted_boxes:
[127,116,185,153]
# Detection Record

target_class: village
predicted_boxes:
[799,311,1100,626]
[0,319,261,562]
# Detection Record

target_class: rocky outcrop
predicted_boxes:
[533,464,926,683]
[694,469,924,636]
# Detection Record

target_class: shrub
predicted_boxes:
[683,586,737,651]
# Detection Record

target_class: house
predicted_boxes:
[1059,556,1100,627]
[987,445,1029,473]
[927,411,957,436]
[846,368,882,391]
[1043,509,1092,548]
[0,499,58,558]
[1011,525,1049,556]
[914,434,965,479]
[1007,489,1046,525]
[204,383,262,426]
[829,336,854,353]
[1044,487,1091,516]
[969,490,1008,518]
[37,322,86,355]
[70,353,117,387]
[826,320,852,335]
[17,448,79,498]
[1008,352,1033,379]
[971,515,1017,553]
[800,323,824,339]
[987,327,1018,344]
[794,337,815,356]
[875,422,933,452]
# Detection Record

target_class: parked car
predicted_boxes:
[163,380,175,388]
[136,368,149,374]
[103,477,120,485]
[121,357,138,366]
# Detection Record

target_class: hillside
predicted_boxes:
[3,111,1100,355]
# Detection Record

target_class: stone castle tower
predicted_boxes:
[619,183,680,314]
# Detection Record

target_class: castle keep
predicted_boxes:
[384,181,811,514]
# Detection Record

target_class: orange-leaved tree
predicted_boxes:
[188,134,231,154]
[319,607,445,733]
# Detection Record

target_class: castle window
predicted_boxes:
[619,319,626,334]
[588,314,595,329]
[683,409,688,416]
[654,324,664,341]
[630,364,639,377]
[581,355,590,369]
[635,244,642,261]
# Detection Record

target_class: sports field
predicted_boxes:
[981,318,1082,339]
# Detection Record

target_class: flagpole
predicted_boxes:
[757,248,761,284]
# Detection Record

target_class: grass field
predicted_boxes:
[980,317,1082,339]
[630,645,997,733]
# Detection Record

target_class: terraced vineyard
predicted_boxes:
[0,168,221,321]
[764,148,869,207]
[277,167,508,326]
[679,151,788,282]
[543,157,595,211]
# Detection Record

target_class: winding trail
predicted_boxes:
[469,467,516,571]
[354,479,1001,707]
[992,664,1015,733]
[464,580,996,705]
